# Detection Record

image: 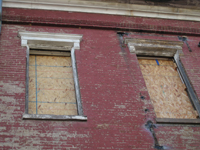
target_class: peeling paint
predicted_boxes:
[0,81,24,95]
[97,124,109,129]
[114,104,126,108]
[0,96,16,103]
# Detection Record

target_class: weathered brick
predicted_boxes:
[0,8,200,150]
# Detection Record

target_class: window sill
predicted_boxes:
[156,118,200,124]
[22,114,87,121]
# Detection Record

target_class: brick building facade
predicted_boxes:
[1,0,200,149]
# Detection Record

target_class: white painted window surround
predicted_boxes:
[3,0,200,22]
[18,31,87,120]
[125,38,200,124]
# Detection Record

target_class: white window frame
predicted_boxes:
[125,38,200,124]
[18,31,87,120]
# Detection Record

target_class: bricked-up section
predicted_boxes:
[1,23,200,149]
[2,8,200,35]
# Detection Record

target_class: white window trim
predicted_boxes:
[18,31,87,120]
[126,38,200,124]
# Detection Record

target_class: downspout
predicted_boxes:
[0,0,2,34]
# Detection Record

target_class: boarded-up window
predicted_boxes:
[139,59,198,119]
[28,55,78,115]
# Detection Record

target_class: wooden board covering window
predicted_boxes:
[139,59,198,119]
[28,55,78,115]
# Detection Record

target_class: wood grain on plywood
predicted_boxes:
[36,56,72,66]
[37,103,77,116]
[37,90,76,103]
[28,55,77,116]
[37,67,73,78]
[139,59,198,119]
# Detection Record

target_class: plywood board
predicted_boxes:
[37,103,77,115]
[37,90,76,103]
[28,55,77,115]
[36,56,72,66]
[37,66,73,78]
[139,59,198,119]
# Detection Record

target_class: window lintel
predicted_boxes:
[18,31,83,50]
[125,38,183,57]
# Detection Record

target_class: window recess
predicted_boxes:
[18,32,87,121]
[125,38,200,124]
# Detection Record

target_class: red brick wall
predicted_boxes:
[3,8,200,35]
[1,8,200,150]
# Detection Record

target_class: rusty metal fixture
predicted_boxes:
[178,36,192,52]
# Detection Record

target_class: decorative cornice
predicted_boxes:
[3,0,200,22]
[2,8,200,35]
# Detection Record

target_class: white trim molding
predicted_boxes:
[126,38,200,123]
[23,114,87,121]
[18,31,86,120]
[3,0,200,22]
[18,31,83,50]
[125,38,183,57]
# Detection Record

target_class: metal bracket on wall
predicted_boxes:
[0,0,2,34]
[178,36,192,52]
